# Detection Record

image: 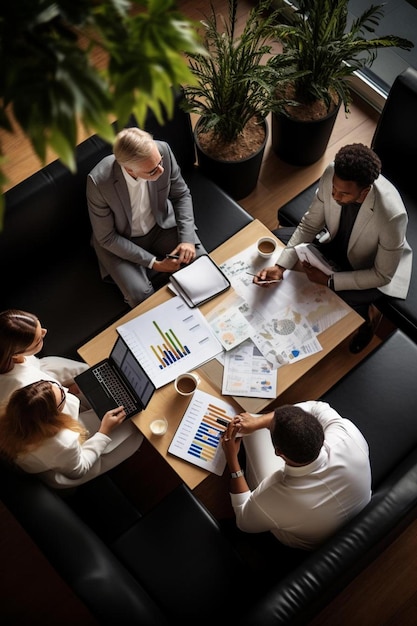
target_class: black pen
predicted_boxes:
[246,272,281,284]
[166,254,180,259]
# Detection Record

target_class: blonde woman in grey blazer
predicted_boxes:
[87,127,205,307]
[255,144,412,353]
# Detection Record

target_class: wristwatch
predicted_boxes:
[327,274,334,290]
[230,469,245,479]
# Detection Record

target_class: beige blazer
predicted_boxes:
[277,163,412,299]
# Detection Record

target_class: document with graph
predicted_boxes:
[168,389,238,475]
[116,296,223,389]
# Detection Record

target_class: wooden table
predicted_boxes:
[78,219,363,488]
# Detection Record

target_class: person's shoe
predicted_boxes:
[349,322,374,354]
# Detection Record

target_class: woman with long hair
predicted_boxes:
[0,380,139,487]
[0,308,88,416]
[0,310,143,484]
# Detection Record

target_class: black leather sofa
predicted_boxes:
[276,67,417,343]
[2,328,417,624]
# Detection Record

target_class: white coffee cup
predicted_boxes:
[149,417,168,436]
[256,236,277,258]
[174,372,200,396]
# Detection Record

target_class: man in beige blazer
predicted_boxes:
[87,127,205,308]
[256,144,412,353]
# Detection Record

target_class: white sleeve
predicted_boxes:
[295,400,344,430]
[297,400,369,454]
[50,430,111,479]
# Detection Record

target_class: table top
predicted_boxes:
[78,219,363,488]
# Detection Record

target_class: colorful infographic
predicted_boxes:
[168,390,238,475]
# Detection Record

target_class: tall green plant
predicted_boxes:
[0,0,205,223]
[182,0,298,144]
[274,0,414,114]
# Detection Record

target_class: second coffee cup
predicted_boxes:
[174,372,200,396]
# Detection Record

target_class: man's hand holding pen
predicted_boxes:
[223,412,274,443]
[155,243,197,272]
[248,264,284,287]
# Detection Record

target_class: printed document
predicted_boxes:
[117,296,223,388]
[221,339,277,398]
[168,389,239,475]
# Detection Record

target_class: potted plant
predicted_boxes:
[270,0,414,166]
[181,0,298,200]
[0,0,204,224]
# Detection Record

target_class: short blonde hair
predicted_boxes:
[113,127,155,166]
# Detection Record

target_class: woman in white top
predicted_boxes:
[0,309,143,477]
[0,309,91,415]
[0,379,140,488]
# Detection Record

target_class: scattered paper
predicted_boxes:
[222,339,277,398]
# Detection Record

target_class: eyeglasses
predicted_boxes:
[33,380,67,410]
[47,380,66,410]
[146,157,163,176]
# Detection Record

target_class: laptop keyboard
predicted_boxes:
[92,362,137,414]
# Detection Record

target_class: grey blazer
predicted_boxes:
[277,163,412,299]
[86,141,198,276]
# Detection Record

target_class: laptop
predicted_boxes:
[75,335,155,420]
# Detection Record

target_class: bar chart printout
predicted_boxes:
[116,296,223,388]
[168,390,238,475]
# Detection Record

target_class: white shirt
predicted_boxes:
[17,427,111,485]
[1,354,143,487]
[122,167,156,236]
[0,355,82,419]
[230,401,372,550]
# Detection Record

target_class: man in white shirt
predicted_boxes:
[222,401,372,550]
[87,127,206,307]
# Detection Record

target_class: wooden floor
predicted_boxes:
[2,0,417,623]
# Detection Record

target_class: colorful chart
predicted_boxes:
[168,390,238,475]
[150,320,191,368]
[117,296,222,388]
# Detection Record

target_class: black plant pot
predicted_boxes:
[271,102,340,166]
[194,119,268,201]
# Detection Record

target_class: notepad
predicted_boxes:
[169,254,231,308]
[294,243,339,276]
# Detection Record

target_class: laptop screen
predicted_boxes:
[111,336,155,408]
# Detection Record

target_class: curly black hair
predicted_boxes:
[270,405,324,464]
[334,143,381,188]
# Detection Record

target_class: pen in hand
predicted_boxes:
[246,272,281,284]
[166,254,180,259]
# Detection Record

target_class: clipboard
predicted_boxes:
[169,254,231,308]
